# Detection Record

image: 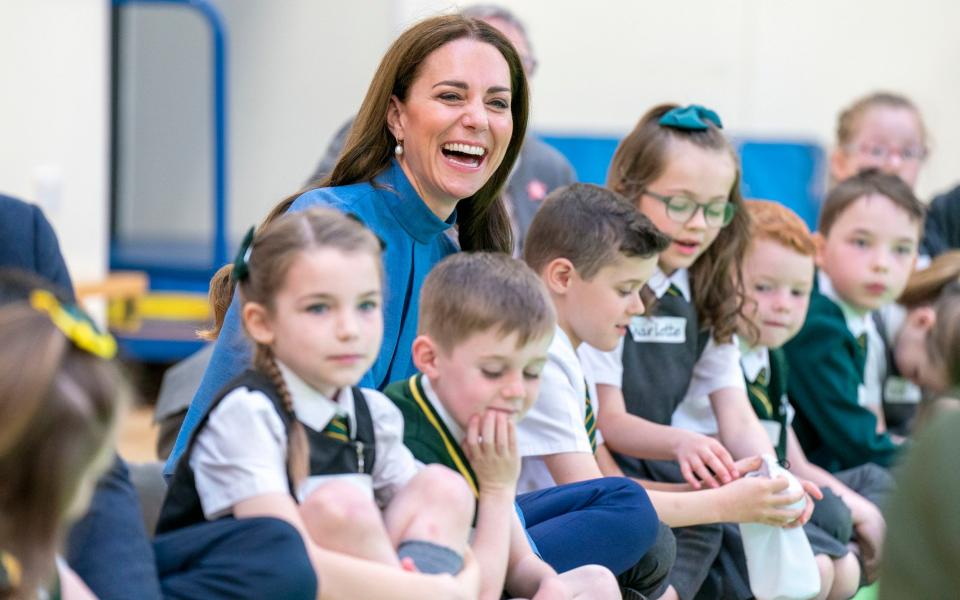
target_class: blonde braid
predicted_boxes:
[254,344,310,490]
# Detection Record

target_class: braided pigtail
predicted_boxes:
[254,344,309,491]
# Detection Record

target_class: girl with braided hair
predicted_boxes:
[157,207,479,599]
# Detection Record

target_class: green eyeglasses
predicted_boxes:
[642,190,737,228]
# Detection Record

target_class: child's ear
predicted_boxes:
[242,302,275,346]
[828,148,852,183]
[812,232,827,268]
[386,95,405,143]
[412,335,441,378]
[543,257,576,295]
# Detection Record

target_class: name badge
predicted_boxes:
[884,377,922,404]
[629,316,686,343]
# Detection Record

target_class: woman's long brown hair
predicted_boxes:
[265,13,528,250]
[204,14,530,339]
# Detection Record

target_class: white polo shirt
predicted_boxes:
[516,325,598,493]
[190,362,418,519]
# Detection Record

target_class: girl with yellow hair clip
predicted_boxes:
[0,278,123,600]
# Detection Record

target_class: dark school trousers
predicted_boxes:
[517,477,671,596]
[632,459,753,600]
[66,456,164,600]
[154,516,317,600]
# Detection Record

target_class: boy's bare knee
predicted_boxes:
[576,565,619,595]
[828,553,861,600]
[559,565,619,598]
[301,480,379,529]
[413,464,473,509]
[814,554,835,600]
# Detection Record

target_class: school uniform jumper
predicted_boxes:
[783,272,902,472]
[581,268,751,600]
[166,160,458,475]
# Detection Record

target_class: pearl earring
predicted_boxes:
[395,141,403,157]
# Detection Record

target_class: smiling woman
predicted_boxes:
[167,14,530,474]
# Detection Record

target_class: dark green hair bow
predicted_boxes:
[659,104,723,131]
[232,226,256,282]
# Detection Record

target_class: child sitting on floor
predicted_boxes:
[386,252,629,599]
[158,208,480,599]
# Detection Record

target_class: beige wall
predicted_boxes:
[1,0,957,285]
[0,0,110,285]
[401,0,960,200]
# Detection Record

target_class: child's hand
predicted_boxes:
[673,430,738,489]
[718,475,806,526]
[782,479,822,529]
[729,455,763,478]
[463,409,520,496]
[850,499,885,583]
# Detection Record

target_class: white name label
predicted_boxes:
[884,377,922,404]
[629,316,687,343]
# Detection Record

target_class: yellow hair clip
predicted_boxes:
[29,290,118,359]
[0,550,22,588]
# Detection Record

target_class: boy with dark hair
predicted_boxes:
[785,169,925,472]
[519,183,819,600]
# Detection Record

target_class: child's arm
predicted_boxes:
[235,493,480,600]
[596,383,738,488]
[598,446,812,528]
[541,452,605,485]
[463,411,520,600]
[710,386,778,459]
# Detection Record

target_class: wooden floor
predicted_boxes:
[118,403,159,463]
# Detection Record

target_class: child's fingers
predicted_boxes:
[735,455,763,474]
[763,475,791,494]
[679,460,702,490]
[494,412,510,455]
[766,507,804,527]
[715,445,739,479]
[481,409,497,454]
[506,419,517,455]
[768,487,804,508]
[796,494,815,525]
[464,414,481,457]
[690,455,720,489]
[800,479,823,501]
[701,450,733,485]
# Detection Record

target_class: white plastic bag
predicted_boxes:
[738,454,820,600]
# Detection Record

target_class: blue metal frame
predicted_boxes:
[111,0,228,363]
[113,0,229,269]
